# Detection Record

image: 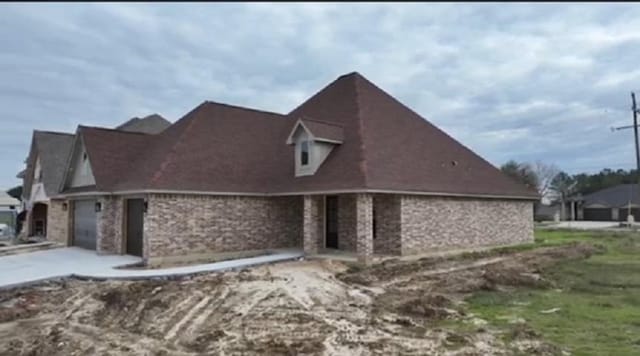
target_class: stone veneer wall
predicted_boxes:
[400,195,534,255]
[96,196,124,254]
[373,194,401,255]
[144,194,303,260]
[47,199,70,245]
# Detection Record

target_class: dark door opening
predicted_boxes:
[31,203,48,236]
[325,196,338,249]
[126,199,144,257]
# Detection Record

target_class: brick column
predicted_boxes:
[355,193,373,264]
[303,195,320,255]
[96,196,124,255]
[47,199,70,245]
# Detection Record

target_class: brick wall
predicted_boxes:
[337,194,357,252]
[144,194,303,260]
[97,196,123,254]
[355,194,373,261]
[373,194,401,255]
[302,195,323,254]
[400,195,534,255]
[47,199,70,245]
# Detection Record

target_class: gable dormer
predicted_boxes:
[286,118,343,177]
[63,135,96,189]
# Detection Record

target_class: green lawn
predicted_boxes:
[466,229,640,355]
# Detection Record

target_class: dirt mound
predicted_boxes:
[0,243,603,355]
[373,290,459,322]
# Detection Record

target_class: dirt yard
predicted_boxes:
[0,241,601,355]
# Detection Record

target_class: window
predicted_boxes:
[300,140,309,166]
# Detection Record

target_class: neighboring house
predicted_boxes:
[115,114,172,134]
[17,114,170,238]
[572,184,640,221]
[0,191,20,236]
[49,72,538,265]
[534,202,561,222]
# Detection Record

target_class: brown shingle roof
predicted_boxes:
[64,72,538,199]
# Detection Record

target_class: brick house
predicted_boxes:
[50,72,538,265]
[17,115,170,240]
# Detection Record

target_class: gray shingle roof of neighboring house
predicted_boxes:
[115,114,171,134]
[0,191,20,207]
[23,131,75,199]
[579,184,640,208]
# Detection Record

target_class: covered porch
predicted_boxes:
[301,193,401,262]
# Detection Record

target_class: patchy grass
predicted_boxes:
[465,229,640,355]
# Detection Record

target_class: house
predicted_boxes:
[0,191,20,236]
[534,201,561,222]
[572,184,640,221]
[18,115,170,238]
[48,72,538,265]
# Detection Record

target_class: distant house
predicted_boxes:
[48,72,539,265]
[534,202,560,222]
[17,115,170,238]
[572,184,640,221]
[0,191,20,235]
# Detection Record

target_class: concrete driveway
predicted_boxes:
[543,221,622,230]
[0,247,304,290]
[0,247,140,289]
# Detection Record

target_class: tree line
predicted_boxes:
[500,160,638,204]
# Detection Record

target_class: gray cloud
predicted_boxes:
[1,3,639,189]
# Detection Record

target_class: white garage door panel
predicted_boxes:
[73,200,97,250]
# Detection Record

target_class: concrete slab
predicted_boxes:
[543,221,622,230]
[0,247,304,290]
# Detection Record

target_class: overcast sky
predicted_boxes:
[1,3,639,190]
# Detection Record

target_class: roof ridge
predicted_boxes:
[79,125,150,136]
[353,73,370,188]
[300,116,344,128]
[205,100,285,117]
[34,130,74,136]
[149,103,209,185]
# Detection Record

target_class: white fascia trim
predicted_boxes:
[51,191,111,199]
[273,189,539,201]
[286,119,310,145]
[285,119,342,145]
[54,188,538,201]
[54,189,267,198]
[313,138,343,145]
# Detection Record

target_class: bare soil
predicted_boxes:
[0,242,600,355]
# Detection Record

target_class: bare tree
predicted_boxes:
[550,172,577,220]
[533,160,560,201]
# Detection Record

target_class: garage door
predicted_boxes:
[618,208,640,222]
[73,200,97,250]
[583,208,612,221]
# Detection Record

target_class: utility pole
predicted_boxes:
[632,92,640,183]
[611,92,640,222]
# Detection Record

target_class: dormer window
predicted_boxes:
[286,118,344,177]
[300,140,310,166]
